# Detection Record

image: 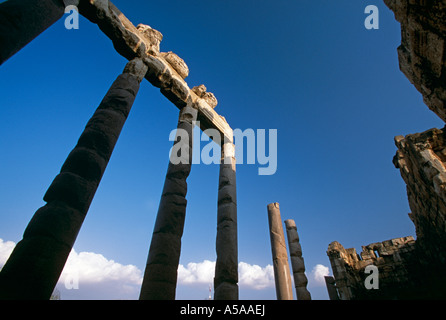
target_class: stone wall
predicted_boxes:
[393,127,446,296]
[384,0,446,298]
[384,0,446,121]
[327,237,418,300]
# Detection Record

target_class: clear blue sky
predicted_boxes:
[0,0,443,300]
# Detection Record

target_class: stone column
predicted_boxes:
[267,202,293,300]
[214,141,238,300]
[0,58,148,299]
[0,0,69,65]
[139,104,198,300]
[324,276,340,300]
[284,219,311,300]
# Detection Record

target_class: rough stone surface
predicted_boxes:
[384,0,446,121]
[0,59,144,299]
[284,219,311,300]
[139,105,198,300]
[393,127,446,297]
[267,203,293,300]
[324,276,340,300]
[192,85,218,109]
[214,142,238,300]
[0,0,66,65]
[327,237,417,300]
[161,51,189,79]
[137,23,163,55]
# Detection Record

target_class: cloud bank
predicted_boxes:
[178,260,275,290]
[0,238,330,299]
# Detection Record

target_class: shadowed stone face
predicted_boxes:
[284,219,311,300]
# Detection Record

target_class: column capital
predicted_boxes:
[179,104,198,124]
[222,141,235,158]
[123,58,149,83]
[63,0,80,6]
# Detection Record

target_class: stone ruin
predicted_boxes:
[266,203,311,300]
[327,237,417,299]
[1,0,446,301]
[326,0,446,299]
[0,0,237,300]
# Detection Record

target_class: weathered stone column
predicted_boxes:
[267,203,293,300]
[0,58,147,299]
[284,219,311,300]
[139,104,197,300]
[0,0,69,65]
[214,141,238,300]
[324,276,340,300]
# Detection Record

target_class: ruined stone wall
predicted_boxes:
[384,0,446,121]
[383,0,446,298]
[393,127,446,296]
[327,237,418,300]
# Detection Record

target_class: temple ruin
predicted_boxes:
[327,237,417,299]
[1,0,446,301]
[326,0,446,299]
[0,0,237,300]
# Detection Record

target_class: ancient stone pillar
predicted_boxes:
[0,0,69,65]
[324,276,340,300]
[139,104,198,300]
[214,141,238,300]
[0,58,148,299]
[284,219,311,300]
[267,203,293,300]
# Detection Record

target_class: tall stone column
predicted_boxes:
[0,58,148,299]
[0,0,68,65]
[139,104,197,300]
[267,202,293,300]
[214,141,238,300]
[284,219,311,300]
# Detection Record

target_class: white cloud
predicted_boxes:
[0,238,15,267]
[59,249,142,284]
[238,262,274,290]
[59,249,143,299]
[177,260,274,290]
[311,264,330,286]
[178,260,215,285]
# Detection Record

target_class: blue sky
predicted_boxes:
[0,1,444,300]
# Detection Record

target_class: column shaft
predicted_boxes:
[0,0,66,65]
[324,276,340,300]
[214,142,238,300]
[284,219,311,300]
[139,105,197,300]
[0,58,147,299]
[267,202,293,300]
